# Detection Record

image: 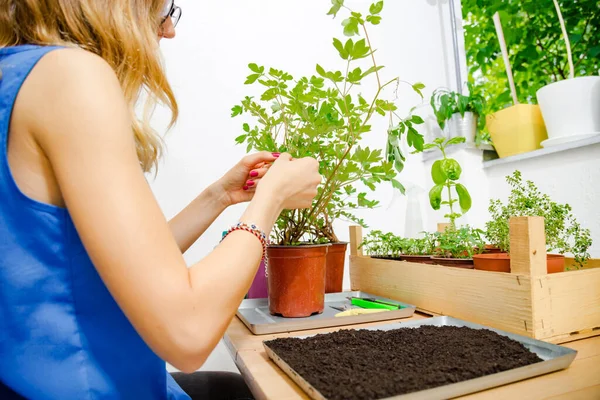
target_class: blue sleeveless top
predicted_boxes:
[0,45,189,399]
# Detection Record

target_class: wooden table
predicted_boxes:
[224,313,600,400]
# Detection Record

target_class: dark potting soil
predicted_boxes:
[265,325,542,400]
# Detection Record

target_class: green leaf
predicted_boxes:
[441,158,462,181]
[446,136,466,146]
[248,63,263,73]
[344,39,354,59]
[362,66,384,79]
[316,64,327,77]
[455,184,472,213]
[411,115,424,124]
[242,123,250,132]
[234,134,247,144]
[347,67,363,84]
[394,159,404,174]
[231,105,243,117]
[261,88,278,101]
[332,38,349,60]
[366,15,382,25]
[244,74,260,85]
[351,39,370,59]
[422,143,437,151]
[407,127,424,151]
[327,0,344,17]
[457,95,469,116]
[392,179,406,195]
[342,18,360,36]
[369,1,384,14]
[412,82,425,98]
[431,160,447,184]
[429,184,444,210]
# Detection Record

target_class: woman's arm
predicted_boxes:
[22,49,320,373]
[168,153,275,253]
[167,183,229,253]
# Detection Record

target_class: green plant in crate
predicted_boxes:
[413,137,472,227]
[404,233,437,256]
[434,225,486,259]
[430,83,489,144]
[360,230,436,258]
[485,170,592,267]
[232,0,425,245]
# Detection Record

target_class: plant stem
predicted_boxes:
[363,24,381,88]
[553,0,575,79]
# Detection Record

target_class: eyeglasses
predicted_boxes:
[161,0,182,28]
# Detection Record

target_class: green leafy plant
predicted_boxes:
[413,137,472,227]
[360,230,436,257]
[430,83,489,143]
[485,170,593,267]
[232,1,425,245]
[433,225,486,259]
[462,0,600,113]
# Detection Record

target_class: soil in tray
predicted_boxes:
[265,325,542,400]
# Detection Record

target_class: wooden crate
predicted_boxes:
[349,217,600,344]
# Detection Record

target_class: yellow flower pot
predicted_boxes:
[486,104,548,158]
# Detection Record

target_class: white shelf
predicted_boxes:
[483,136,600,169]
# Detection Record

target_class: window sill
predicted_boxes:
[482,136,600,169]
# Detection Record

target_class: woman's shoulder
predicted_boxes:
[35,46,119,89]
[17,46,127,137]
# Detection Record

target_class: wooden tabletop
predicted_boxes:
[224,313,600,400]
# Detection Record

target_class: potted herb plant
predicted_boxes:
[360,231,436,264]
[536,0,600,147]
[474,170,593,273]
[430,225,486,268]
[232,0,425,317]
[430,83,488,145]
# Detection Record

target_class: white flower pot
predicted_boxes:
[536,76,600,146]
[448,112,477,143]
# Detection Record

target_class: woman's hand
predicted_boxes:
[214,151,279,206]
[254,153,322,210]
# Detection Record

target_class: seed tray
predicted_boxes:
[264,316,577,400]
[236,291,416,335]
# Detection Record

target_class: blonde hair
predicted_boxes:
[0,0,178,172]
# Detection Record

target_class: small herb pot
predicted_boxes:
[473,253,566,274]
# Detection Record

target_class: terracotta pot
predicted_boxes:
[546,254,566,274]
[325,242,347,294]
[267,244,329,318]
[483,245,503,254]
[473,253,566,274]
[473,253,511,272]
[431,257,474,269]
[399,255,435,264]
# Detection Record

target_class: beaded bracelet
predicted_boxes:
[221,222,270,276]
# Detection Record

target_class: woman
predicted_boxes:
[0,0,321,399]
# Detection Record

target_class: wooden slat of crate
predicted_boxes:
[534,270,600,343]
[350,256,534,336]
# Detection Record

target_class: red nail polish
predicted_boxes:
[246,180,255,187]
[272,152,280,157]
[250,171,259,177]
[243,186,249,191]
